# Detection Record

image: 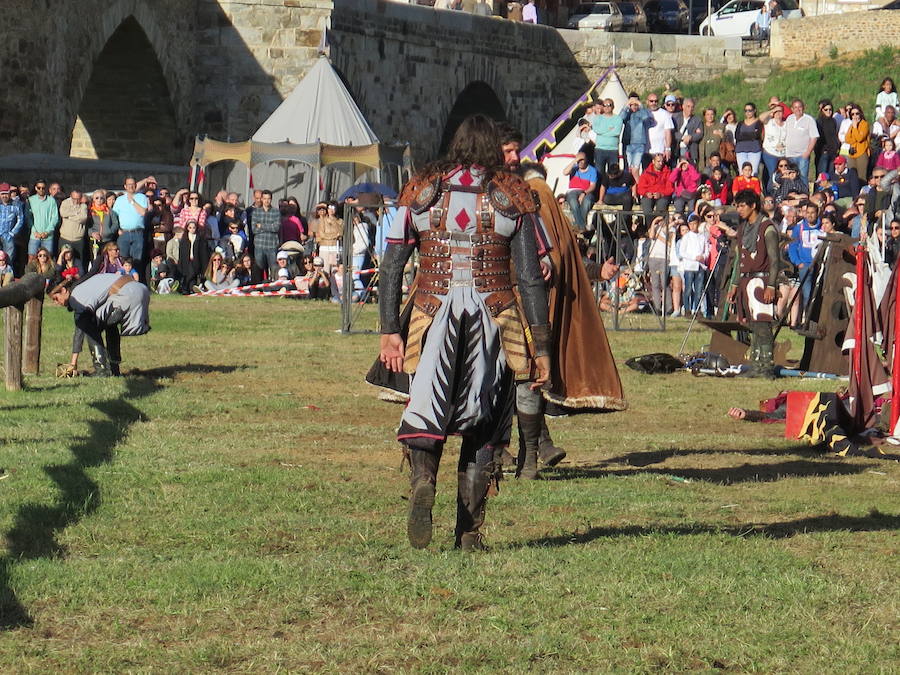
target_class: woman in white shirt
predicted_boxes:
[761,106,787,192]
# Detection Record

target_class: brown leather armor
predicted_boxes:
[417,230,512,296]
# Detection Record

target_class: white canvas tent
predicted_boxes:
[196,56,409,214]
[521,68,628,197]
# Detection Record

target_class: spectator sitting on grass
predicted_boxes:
[25,246,55,278]
[0,250,13,286]
[90,242,125,275]
[302,255,331,300]
[274,250,299,281]
[56,245,82,282]
[147,250,177,294]
[234,253,264,287]
[204,251,238,292]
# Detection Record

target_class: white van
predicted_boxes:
[698,0,803,37]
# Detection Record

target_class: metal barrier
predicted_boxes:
[587,208,671,331]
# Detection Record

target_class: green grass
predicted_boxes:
[673,47,900,117]
[0,297,897,671]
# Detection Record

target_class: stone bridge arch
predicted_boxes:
[438,81,508,155]
[66,0,195,164]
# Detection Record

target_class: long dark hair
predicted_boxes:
[423,114,505,180]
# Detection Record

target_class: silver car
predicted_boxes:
[567,2,625,31]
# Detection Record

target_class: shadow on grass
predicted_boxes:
[516,509,900,548]
[543,445,875,484]
[134,363,247,379]
[0,364,238,630]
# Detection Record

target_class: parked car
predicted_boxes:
[616,1,648,31]
[698,0,803,37]
[644,0,690,33]
[689,0,729,31]
[566,2,625,30]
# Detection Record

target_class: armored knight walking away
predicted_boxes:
[378,115,550,550]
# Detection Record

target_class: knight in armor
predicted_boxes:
[498,124,626,480]
[728,189,780,378]
[378,115,551,551]
[48,273,151,377]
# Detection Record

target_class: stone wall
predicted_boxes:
[0,0,197,162]
[559,30,745,96]
[194,0,333,141]
[329,0,593,163]
[770,8,900,62]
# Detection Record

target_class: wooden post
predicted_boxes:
[5,303,24,391]
[22,296,43,376]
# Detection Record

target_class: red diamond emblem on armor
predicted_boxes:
[455,209,471,229]
[458,170,473,186]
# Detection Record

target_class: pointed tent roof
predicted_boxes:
[252,56,379,146]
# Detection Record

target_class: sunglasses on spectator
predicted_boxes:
[873,173,886,179]
[665,102,676,107]
[822,107,833,111]
[648,98,658,104]
[892,227,900,231]
[35,185,46,191]
[777,163,788,168]
[744,108,755,113]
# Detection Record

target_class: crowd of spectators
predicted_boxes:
[0,176,383,301]
[569,78,900,321]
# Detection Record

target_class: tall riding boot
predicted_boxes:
[754,322,777,379]
[87,342,112,378]
[739,329,760,378]
[538,415,566,467]
[407,447,441,549]
[455,444,500,551]
[516,412,542,480]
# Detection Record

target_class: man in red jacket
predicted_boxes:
[637,153,673,221]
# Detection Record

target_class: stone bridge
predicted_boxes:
[0,0,751,171]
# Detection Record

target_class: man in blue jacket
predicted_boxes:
[787,201,821,316]
[0,184,23,264]
[620,92,652,183]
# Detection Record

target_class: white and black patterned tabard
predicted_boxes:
[389,167,521,448]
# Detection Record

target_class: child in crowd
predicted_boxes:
[122,257,140,281]
[0,250,13,287]
[731,161,762,195]
[875,137,900,172]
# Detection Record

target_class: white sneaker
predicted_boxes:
[669,309,682,318]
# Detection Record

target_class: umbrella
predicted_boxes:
[339,182,398,201]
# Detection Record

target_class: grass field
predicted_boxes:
[673,48,900,119]
[0,296,897,672]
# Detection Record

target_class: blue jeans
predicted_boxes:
[118,229,144,262]
[28,236,54,256]
[798,263,814,318]
[761,152,781,195]
[683,269,705,314]
[625,144,646,172]
[789,156,811,186]
[594,148,619,177]
[816,150,835,176]
[566,190,596,230]
[2,235,15,263]
[736,151,761,175]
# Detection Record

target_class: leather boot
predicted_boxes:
[407,448,440,549]
[738,330,760,378]
[754,322,777,379]
[455,445,498,551]
[88,343,112,378]
[516,412,542,480]
[538,415,566,467]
